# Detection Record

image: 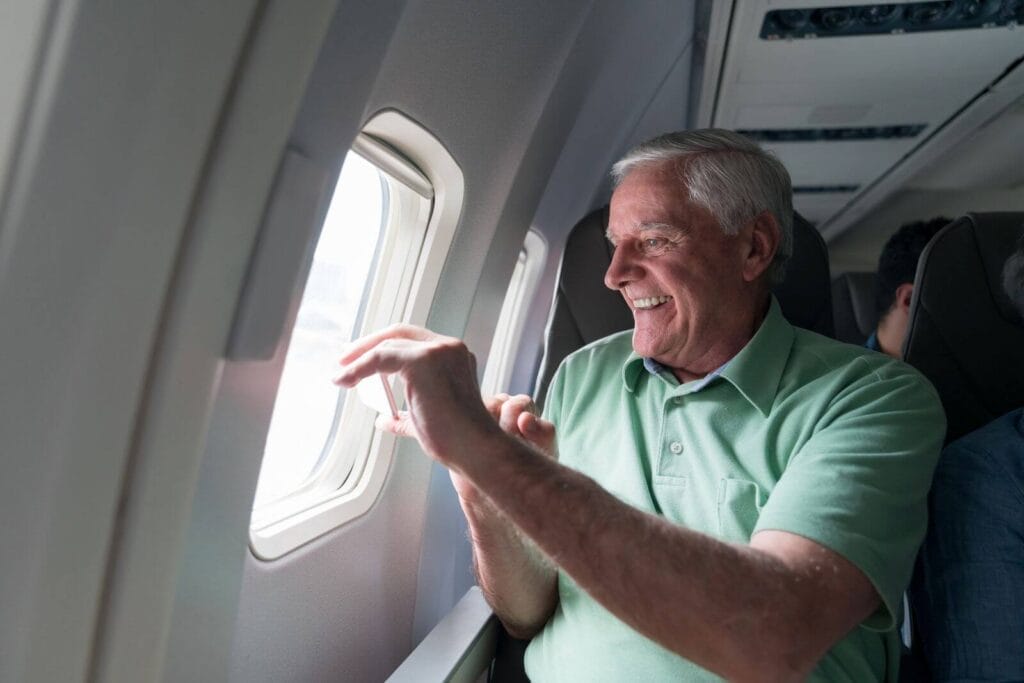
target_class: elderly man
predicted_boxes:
[335,130,945,682]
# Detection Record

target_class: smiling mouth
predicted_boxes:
[632,295,672,310]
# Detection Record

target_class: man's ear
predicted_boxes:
[896,282,915,312]
[742,211,781,283]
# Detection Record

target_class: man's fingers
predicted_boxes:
[483,395,503,419]
[518,412,557,457]
[338,323,454,366]
[498,394,535,434]
[333,338,420,387]
[483,393,512,421]
[374,411,416,438]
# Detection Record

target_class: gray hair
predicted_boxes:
[1003,232,1024,318]
[611,129,794,285]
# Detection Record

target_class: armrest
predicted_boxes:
[388,587,499,683]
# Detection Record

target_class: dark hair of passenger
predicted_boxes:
[874,217,951,315]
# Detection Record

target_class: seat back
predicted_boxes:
[903,213,1024,445]
[831,271,879,346]
[535,208,833,404]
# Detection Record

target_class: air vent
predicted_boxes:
[793,185,860,193]
[761,1,1024,40]
[738,125,926,142]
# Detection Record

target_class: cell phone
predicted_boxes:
[355,373,399,420]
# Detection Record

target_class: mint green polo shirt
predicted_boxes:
[524,298,945,682]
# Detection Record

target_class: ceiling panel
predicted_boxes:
[769,138,918,185]
[712,0,1024,226]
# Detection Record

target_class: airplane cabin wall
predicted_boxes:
[224,1,702,681]
[164,3,410,682]
[0,1,285,681]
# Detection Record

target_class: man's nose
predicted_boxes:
[604,244,641,291]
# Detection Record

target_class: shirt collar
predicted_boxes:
[622,297,794,417]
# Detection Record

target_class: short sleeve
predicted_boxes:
[754,360,946,631]
[540,358,569,430]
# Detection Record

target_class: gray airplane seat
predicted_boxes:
[534,207,833,406]
[832,271,879,346]
[902,212,1024,446]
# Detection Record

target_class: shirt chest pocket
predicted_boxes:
[717,478,764,543]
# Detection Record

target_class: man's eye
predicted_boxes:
[643,238,665,249]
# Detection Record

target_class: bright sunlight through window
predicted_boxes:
[253,152,386,508]
[249,113,459,559]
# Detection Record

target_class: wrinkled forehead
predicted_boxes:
[611,159,691,206]
[607,165,702,238]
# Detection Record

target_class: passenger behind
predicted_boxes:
[867,217,951,357]
[909,234,1024,682]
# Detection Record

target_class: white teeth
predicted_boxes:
[633,295,672,309]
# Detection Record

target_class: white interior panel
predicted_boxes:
[792,192,856,225]
[0,2,262,681]
[910,97,1024,190]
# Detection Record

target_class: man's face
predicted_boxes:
[604,162,760,373]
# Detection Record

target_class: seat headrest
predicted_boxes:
[535,207,833,405]
[775,212,835,336]
[903,212,1024,444]
[831,272,879,345]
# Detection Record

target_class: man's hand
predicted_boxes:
[333,324,498,470]
[484,393,557,458]
[448,393,557,508]
[335,327,561,635]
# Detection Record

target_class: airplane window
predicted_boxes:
[481,230,547,395]
[249,112,462,560]
[253,151,387,508]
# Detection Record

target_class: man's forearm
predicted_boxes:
[458,492,557,638]
[455,430,868,682]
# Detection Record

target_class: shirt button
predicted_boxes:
[669,441,684,455]
[673,396,684,405]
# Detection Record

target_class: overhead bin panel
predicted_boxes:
[763,138,920,186]
[791,190,859,225]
